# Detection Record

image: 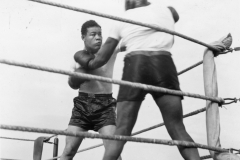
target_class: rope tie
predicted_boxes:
[223,98,240,105]
[228,148,240,154]
[43,134,58,142]
[228,47,240,52]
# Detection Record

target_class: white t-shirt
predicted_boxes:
[109,4,175,54]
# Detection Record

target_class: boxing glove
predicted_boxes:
[68,65,89,89]
[74,50,95,69]
[168,6,179,23]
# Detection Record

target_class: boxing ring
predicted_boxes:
[1,0,240,160]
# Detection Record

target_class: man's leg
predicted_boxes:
[155,95,201,160]
[102,101,142,160]
[99,125,122,160]
[60,125,87,160]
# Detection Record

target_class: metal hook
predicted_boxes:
[223,98,238,105]
[220,47,240,54]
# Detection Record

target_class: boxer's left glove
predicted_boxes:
[74,50,95,69]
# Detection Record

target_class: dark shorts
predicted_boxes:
[69,92,117,132]
[117,51,181,102]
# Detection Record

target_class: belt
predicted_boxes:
[78,92,112,98]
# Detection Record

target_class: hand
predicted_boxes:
[74,50,95,69]
[209,33,232,56]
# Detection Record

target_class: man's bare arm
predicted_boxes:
[88,37,119,70]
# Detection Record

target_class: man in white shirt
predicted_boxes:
[75,1,201,160]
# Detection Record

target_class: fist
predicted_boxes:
[68,63,89,89]
[74,50,95,69]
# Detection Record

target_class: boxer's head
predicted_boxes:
[81,20,102,54]
[125,0,150,11]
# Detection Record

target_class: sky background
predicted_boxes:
[0,0,240,159]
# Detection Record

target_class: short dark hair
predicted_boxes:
[81,20,101,35]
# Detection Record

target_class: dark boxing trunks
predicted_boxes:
[117,51,181,102]
[69,92,117,131]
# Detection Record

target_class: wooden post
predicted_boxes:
[53,137,59,157]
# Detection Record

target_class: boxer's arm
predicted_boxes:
[88,37,119,70]
[74,50,95,69]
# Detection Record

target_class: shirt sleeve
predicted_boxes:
[108,21,121,40]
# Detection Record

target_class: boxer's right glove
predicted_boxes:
[74,50,95,69]
[68,67,89,90]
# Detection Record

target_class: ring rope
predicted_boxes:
[27,0,221,52]
[0,158,23,160]
[0,106,209,160]
[0,124,229,153]
[0,156,217,160]
[74,105,232,156]
[75,107,207,154]
[177,48,238,75]
[1,1,238,160]
[33,106,213,160]
[132,107,207,136]
[0,59,225,104]
[0,136,35,142]
[178,60,203,75]
[42,105,240,159]
[0,136,54,144]
[47,148,215,160]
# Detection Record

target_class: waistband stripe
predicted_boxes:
[126,50,171,57]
